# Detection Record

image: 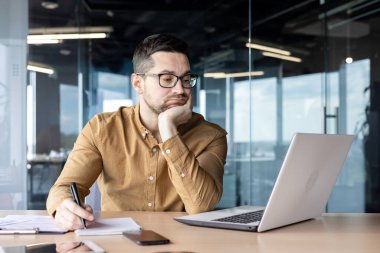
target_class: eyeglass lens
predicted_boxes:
[159,74,197,88]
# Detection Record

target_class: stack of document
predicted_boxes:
[0,215,140,235]
[0,215,67,234]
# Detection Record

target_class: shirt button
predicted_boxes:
[180,172,186,178]
[148,176,154,181]
[148,202,152,207]
[165,149,171,154]
[152,147,157,153]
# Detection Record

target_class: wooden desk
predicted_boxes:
[1,211,379,253]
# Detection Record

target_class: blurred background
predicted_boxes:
[0,0,379,212]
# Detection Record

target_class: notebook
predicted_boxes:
[175,133,354,232]
[75,217,141,236]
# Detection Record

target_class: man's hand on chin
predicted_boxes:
[158,93,192,142]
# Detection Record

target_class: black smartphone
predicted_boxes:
[123,230,170,245]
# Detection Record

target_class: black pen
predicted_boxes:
[70,182,87,229]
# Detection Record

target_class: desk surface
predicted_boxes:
[1,211,380,253]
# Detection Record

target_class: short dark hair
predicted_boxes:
[132,34,189,73]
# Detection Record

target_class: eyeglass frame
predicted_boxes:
[135,72,198,89]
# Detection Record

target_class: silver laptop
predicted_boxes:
[175,133,354,232]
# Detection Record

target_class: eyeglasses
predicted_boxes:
[136,72,198,88]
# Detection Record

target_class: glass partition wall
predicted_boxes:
[27,1,83,209]
[0,0,28,210]
[235,0,379,212]
[25,0,380,212]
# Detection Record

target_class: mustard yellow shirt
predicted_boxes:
[46,104,227,215]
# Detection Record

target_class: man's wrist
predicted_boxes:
[158,113,178,142]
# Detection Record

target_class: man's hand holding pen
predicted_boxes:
[53,184,95,231]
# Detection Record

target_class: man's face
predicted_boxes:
[140,51,192,114]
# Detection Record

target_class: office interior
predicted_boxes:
[0,0,379,212]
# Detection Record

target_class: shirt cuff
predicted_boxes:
[159,134,189,163]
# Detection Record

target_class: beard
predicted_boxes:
[143,93,188,115]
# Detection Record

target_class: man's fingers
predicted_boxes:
[55,203,83,230]
[84,204,95,221]
[84,204,93,213]
[54,199,94,230]
[64,199,94,221]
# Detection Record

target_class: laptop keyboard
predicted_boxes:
[212,210,264,224]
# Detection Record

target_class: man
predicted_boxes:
[46,34,228,230]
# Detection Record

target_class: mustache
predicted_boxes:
[163,94,188,102]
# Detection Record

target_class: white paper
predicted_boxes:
[75,217,141,236]
[0,215,67,233]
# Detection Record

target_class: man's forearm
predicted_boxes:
[158,113,179,142]
[158,134,225,213]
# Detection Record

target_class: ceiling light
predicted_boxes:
[27,33,107,40]
[106,10,114,17]
[225,71,264,78]
[345,57,353,64]
[27,61,54,75]
[28,27,112,43]
[262,52,302,63]
[204,71,264,79]
[27,39,61,44]
[29,26,113,34]
[41,0,59,10]
[27,65,54,75]
[246,43,291,56]
[59,49,71,56]
[204,72,227,78]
